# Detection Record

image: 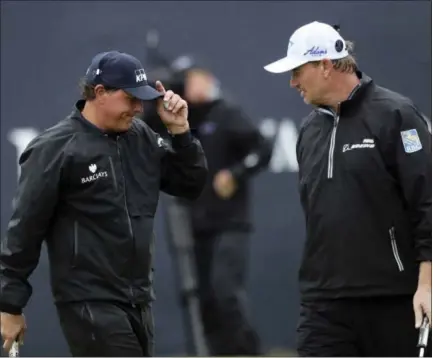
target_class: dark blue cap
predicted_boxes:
[84,51,163,100]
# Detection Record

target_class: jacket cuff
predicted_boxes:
[417,247,432,262]
[0,302,23,315]
[171,131,193,148]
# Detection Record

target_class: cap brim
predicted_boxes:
[124,85,163,101]
[264,56,306,74]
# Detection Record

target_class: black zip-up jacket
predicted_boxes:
[144,99,272,234]
[0,100,207,314]
[296,72,431,301]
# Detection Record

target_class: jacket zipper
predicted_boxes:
[318,108,340,179]
[327,114,340,179]
[108,156,118,191]
[115,137,136,305]
[321,85,363,179]
[389,227,404,272]
[72,220,78,267]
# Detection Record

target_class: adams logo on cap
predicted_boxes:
[135,69,147,83]
[303,46,327,56]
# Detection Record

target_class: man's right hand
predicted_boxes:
[1,312,26,354]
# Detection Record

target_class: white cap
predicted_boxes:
[264,21,349,74]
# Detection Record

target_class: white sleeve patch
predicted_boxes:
[400,129,423,153]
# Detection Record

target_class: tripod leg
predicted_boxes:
[163,194,209,356]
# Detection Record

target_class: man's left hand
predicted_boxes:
[413,284,432,328]
[213,170,237,199]
[155,81,190,135]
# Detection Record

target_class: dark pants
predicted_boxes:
[193,231,261,356]
[56,301,154,357]
[297,295,432,357]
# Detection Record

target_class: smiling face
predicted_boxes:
[94,85,144,132]
[289,60,332,106]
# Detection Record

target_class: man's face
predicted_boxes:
[96,86,143,132]
[184,69,214,104]
[290,62,329,106]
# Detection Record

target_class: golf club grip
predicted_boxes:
[9,342,19,357]
[418,316,430,357]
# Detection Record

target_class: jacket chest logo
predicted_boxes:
[199,121,217,135]
[81,163,108,184]
[342,138,375,153]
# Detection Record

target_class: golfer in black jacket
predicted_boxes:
[264,21,432,357]
[0,50,207,357]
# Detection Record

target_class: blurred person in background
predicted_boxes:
[144,55,272,356]
[0,50,207,357]
[264,21,432,357]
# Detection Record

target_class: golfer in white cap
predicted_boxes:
[265,21,432,357]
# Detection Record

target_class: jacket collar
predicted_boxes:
[316,71,374,117]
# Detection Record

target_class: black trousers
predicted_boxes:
[56,301,154,357]
[193,231,261,356]
[297,295,432,357]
